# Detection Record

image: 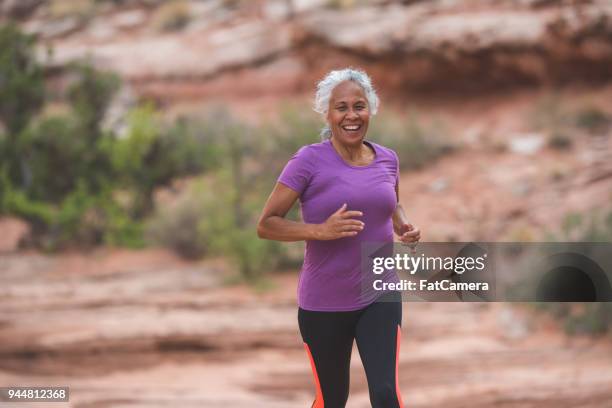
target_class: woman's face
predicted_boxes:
[326,80,370,146]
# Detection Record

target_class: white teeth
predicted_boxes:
[342,125,360,130]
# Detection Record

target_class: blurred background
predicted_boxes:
[1,0,612,406]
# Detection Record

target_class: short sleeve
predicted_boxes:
[277,146,315,195]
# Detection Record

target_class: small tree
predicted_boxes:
[0,23,45,191]
[67,62,120,135]
[0,23,44,136]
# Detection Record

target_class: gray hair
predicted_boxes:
[313,68,379,139]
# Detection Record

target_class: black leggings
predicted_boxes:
[298,293,404,408]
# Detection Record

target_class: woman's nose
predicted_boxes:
[346,109,359,119]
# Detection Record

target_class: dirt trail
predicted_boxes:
[1,249,612,407]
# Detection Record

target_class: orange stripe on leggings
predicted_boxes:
[396,324,405,408]
[304,342,324,408]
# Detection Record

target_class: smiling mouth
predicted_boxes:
[341,124,362,131]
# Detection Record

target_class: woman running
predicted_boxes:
[257,68,421,408]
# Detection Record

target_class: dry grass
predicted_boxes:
[151,0,191,32]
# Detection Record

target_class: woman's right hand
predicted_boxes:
[314,203,365,240]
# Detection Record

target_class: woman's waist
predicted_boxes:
[306,228,393,250]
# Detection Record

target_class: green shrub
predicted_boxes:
[67,62,120,133]
[97,197,146,249]
[109,104,160,175]
[163,115,225,175]
[106,104,169,217]
[0,170,55,229]
[0,23,45,136]
[52,182,145,249]
[107,104,224,219]
[0,24,226,250]
[16,113,84,202]
[53,182,108,247]
[10,59,120,204]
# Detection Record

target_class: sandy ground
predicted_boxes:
[1,248,612,408]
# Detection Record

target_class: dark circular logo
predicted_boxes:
[536,252,612,302]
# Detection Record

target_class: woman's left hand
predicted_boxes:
[398,223,420,244]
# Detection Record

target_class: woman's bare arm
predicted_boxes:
[257,183,364,242]
[393,180,421,243]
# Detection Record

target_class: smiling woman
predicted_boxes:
[327,80,375,165]
[257,67,421,408]
[314,68,379,140]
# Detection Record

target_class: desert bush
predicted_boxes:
[534,208,612,335]
[197,174,286,282]
[47,0,96,20]
[547,131,572,150]
[527,95,570,133]
[564,303,612,335]
[550,210,612,243]
[257,105,457,178]
[326,0,372,9]
[146,186,210,259]
[164,115,225,174]
[574,107,611,135]
[528,95,577,151]
[370,111,456,170]
[221,0,249,9]
[256,106,320,191]
[528,96,611,150]
[142,107,290,279]
[147,170,287,281]
[152,0,191,32]
[261,107,321,156]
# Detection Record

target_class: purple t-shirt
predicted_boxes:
[278,138,401,311]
